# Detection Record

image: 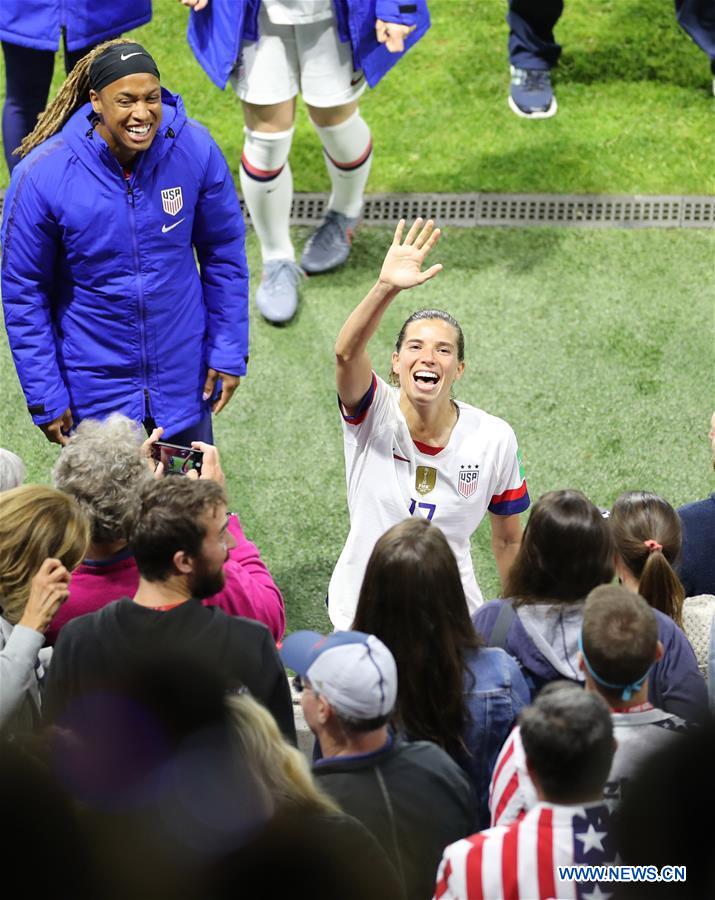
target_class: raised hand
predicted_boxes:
[18,558,71,634]
[378,219,443,291]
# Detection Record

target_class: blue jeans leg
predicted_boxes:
[507,0,564,70]
[675,0,715,69]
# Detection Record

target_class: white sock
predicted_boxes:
[240,127,295,263]
[311,110,372,220]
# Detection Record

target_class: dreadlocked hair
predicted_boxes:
[15,38,133,160]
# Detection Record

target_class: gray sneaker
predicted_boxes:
[255,259,304,324]
[508,65,557,119]
[300,209,358,274]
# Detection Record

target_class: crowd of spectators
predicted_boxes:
[0,4,713,896]
[1,407,714,898]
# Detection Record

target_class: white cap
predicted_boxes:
[280,630,398,720]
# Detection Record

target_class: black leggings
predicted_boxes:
[2,37,102,174]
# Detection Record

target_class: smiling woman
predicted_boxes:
[328,220,531,630]
[1,38,249,448]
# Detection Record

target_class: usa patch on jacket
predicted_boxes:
[161,186,183,216]
[458,465,479,498]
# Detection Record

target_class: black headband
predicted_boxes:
[89,43,160,93]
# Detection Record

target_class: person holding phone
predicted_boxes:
[329,219,530,631]
[1,39,248,447]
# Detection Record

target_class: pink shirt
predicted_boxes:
[46,514,285,644]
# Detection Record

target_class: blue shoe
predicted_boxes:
[300,209,358,275]
[255,259,304,324]
[509,66,557,119]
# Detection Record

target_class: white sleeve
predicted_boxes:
[0,623,44,728]
[340,372,396,448]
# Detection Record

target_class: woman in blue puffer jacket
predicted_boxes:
[0,0,152,174]
[178,0,430,324]
[1,39,248,446]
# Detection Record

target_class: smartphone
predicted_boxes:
[150,441,204,476]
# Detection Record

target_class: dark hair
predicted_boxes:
[519,682,614,803]
[390,309,465,386]
[334,712,392,735]
[582,585,658,702]
[615,722,715,900]
[505,490,614,606]
[610,491,684,628]
[126,478,226,581]
[352,518,482,756]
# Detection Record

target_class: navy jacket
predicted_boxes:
[678,493,715,597]
[473,599,709,723]
[0,0,151,52]
[1,90,248,437]
[187,0,430,90]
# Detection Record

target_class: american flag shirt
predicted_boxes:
[490,709,688,828]
[434,801,616,899]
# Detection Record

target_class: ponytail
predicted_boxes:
[610,491,685,629]
[15,38,132,160]
[637,550,685,628]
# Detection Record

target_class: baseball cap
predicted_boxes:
[280,630,397,720]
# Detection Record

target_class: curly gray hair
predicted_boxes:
[52,414,153,544]
[0,449,26,492]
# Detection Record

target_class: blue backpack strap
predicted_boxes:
[488,601,516,650]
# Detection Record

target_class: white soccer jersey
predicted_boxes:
[489,706,688,828]
[436,802,616,900]
[328,374,529,631]
[262,0,333,25]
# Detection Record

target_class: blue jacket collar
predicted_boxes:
[63,87,186,178]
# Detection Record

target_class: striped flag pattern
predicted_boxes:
[489,728,535,827]
[435,802,616,899]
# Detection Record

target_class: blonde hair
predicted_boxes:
[226,693,341,816]
[16,38,134,159]
[0,485,89,623]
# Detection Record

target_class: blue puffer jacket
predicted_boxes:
[0,0,152,53]
[1,90,249,438]
[187,0,430,90]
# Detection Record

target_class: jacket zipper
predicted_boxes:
[125,177,151,420]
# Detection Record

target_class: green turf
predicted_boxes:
[2,227,714,633]
[1,0,714,193]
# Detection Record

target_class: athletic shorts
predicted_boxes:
[230,4,367,108]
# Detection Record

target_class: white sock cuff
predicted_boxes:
[312,112,372,168]
[241,127,294,180]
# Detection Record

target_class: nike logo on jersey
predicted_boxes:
[350,73,364,87]
[162,217,186,233]
[120,52,143,61]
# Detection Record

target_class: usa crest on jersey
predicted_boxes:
[458,464,479,498]
[161,186,183,216]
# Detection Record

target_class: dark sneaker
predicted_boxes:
[255,259,304,324]
[509,65,557,119]
[300,209,358,275]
